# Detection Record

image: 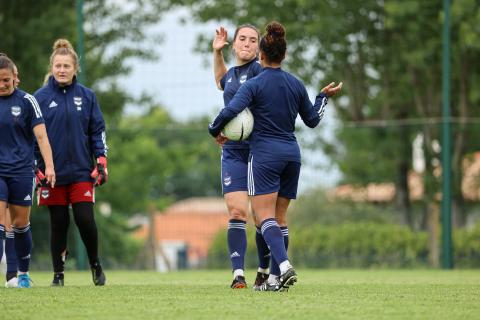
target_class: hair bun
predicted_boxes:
[266,21,285,38]
[53,39,74,51]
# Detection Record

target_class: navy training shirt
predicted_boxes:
[209,67,328,162]
[0,89,44,177]
[219,58,262,149]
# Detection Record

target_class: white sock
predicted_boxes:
[267,274,278,284]
[257,267,269,274]
[233,269,244,278]
[279,260,292,274]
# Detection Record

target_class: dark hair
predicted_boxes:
[233,24,260,42]
[259,21,286,64]
[0,53,15,72]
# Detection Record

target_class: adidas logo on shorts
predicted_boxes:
[24,194,31,201]
[84,191,92,197]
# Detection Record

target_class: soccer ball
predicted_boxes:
[222,108,254,141]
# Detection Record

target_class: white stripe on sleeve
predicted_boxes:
[24,94,43,118]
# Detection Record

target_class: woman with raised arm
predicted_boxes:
[212,24,275,289]
[209,21,342,291]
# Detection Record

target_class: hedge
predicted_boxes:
[207,222,480,269]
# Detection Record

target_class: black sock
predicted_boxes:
[54,272,64,280]
[48,205,70,273]
[6,272,17,281]
[72,202,100,267]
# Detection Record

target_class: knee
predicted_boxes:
[74,214,95,228]
[275,213,287,226]
[73,203,95,225]
[229,207,248,221]
[12,218,29,228]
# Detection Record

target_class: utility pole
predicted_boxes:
[441,0,453,269]
[75,0,88,270]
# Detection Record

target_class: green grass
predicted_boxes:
[2,269,479,319]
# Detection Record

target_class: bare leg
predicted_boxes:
[0,201,6,264]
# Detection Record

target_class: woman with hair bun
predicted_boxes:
[209,21,342,291]
[34,39,108,287]
[212,24,274,290]
[0,53,55,288]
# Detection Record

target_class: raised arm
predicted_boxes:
[213,27,229,90]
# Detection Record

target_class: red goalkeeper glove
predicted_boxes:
[91,156,108,186]
[35,168,47,189]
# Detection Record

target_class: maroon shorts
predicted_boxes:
[38,182,95,205]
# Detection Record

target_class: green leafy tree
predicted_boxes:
[0,0,169,268]
[168,0,480,230]
[101,108,221,214]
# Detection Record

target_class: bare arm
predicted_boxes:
[33,124,55,187]
[213,27,229,90]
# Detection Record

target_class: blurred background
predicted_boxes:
[1,0,480,271]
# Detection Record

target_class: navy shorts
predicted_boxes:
[221,148,250,194]
[0,176,35,206]
[247,155,301,199]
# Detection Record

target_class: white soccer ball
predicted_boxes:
[222,108,254,141]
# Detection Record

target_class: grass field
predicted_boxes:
[2,269,479,319]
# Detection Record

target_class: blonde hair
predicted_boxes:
[45,39,80,84]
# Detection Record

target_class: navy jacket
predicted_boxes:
[209,67,328,162]
[34,76,107,186]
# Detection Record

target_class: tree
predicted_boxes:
[168,0,480,230]
[0,0,170,268]
[0,0,168,121]
[100,108,222,214]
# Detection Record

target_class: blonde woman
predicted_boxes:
[35,39,108,286]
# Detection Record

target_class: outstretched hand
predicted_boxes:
[321,81,343,97]
[213,27,229,52]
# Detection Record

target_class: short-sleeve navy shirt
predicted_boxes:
[0,89,44,177]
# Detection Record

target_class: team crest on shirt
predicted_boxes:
[223,175,232,186]
[11,106,21,117]
[41,189,50,199]
[239,74,247,84]
[74,96,82,111]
